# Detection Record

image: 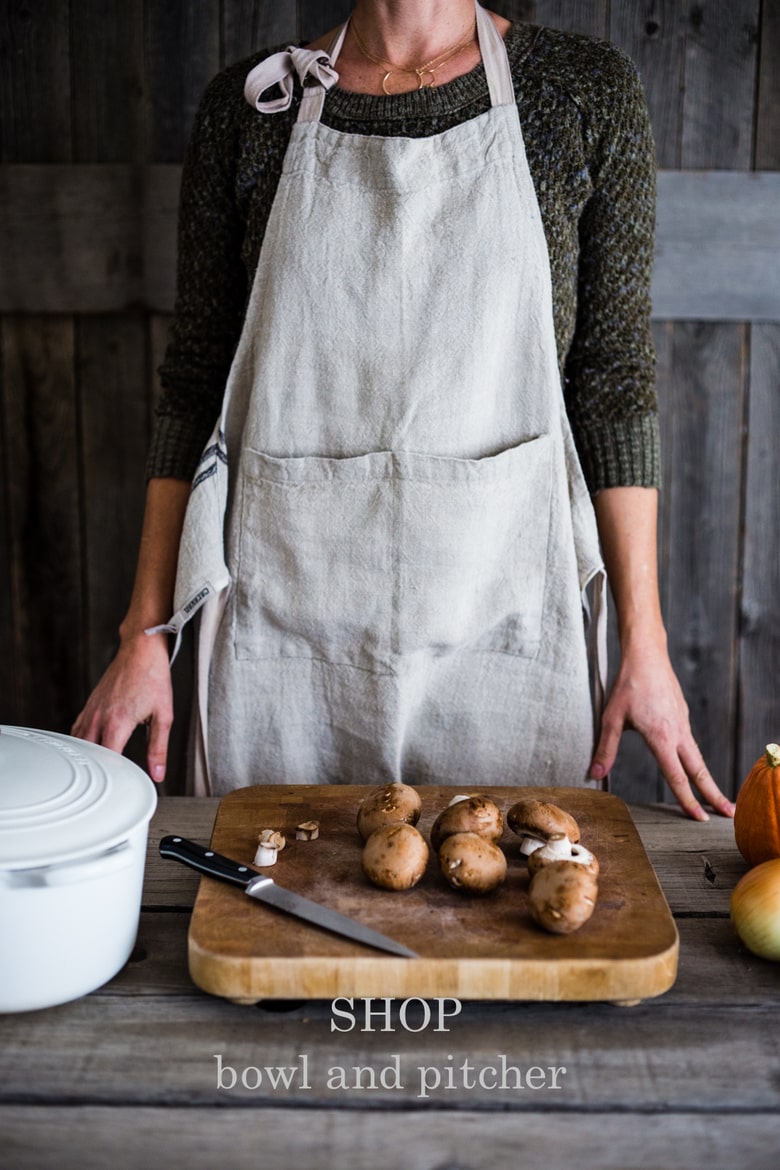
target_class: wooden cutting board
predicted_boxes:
[187,785,678,1003]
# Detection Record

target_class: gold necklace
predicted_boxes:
[350,16,477,95]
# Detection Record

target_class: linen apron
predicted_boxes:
[154,2,608,795]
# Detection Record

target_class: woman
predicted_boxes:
[73,0,734,821]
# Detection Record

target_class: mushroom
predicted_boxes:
[430,794,504,852]
[526,832,599,878]
[438,831,507,894]
[361,822,429,890]
[356,783,422,841]
[506,798,580,856]
[253,829,285,867]
[295,820,320,841]
[527,859,598,934]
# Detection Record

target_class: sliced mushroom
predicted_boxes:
[526,832,599,878]
[438,831,507,894]
[295,820,320,841]
[253,829,285,867]
[527,859,598,934]
[361,822,429,890]
[430,794,504,852]
[356,783,422,841]
[507,798,580,856]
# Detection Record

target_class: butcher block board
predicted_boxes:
[187,785,679,1003]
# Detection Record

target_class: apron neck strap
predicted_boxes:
[297,1,515,124]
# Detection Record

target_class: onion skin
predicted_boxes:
[730,859,780,961]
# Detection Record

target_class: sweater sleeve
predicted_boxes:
[562,44,660,492]
[146,69,250,482]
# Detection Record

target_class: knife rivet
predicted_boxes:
[172,837,182,842]
[205,851,214,857]
[238,866,248,872]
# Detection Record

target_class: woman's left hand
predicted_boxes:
[591,485,736,822]
[588,635,735,820]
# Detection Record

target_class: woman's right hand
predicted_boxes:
[71,631,173,783]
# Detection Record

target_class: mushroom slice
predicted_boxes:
[254,829,285,867]
[430,794,504,852]
[507,798,580,856]
[362,822,429,891]
[295,820,320,841]
[356,783,422,842]
[527,860,598,934]
[438,832,507,894]
[527,832,599,878]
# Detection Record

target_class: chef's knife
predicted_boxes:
[159,835,418,959]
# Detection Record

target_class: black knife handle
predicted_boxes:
[159,835,257,888]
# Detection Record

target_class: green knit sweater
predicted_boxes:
[149,21,660,492]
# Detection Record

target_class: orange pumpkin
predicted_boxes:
[734,744,780,866]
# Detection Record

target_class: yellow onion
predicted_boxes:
[730,859,780,961]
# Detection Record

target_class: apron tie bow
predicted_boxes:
[244,46,339,114]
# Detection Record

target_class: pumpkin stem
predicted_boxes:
[766,744,780,768]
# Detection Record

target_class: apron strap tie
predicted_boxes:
[244,46,339,114]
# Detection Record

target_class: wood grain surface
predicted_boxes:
[186,785,678,1002]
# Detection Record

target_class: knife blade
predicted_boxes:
[159,835,417,958]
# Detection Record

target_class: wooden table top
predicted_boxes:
[2,795,779,1170]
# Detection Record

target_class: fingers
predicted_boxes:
[146,710,173,784]
[588,704,625,783]
[648,736,735,821]
[679,743,736,819]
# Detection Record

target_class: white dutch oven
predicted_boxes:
[0,726,157,1012]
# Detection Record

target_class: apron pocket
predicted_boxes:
[234,436,553,668]
[394,434,553,659]
[234,448,395,670]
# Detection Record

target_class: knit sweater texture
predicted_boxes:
[149,20,660,493]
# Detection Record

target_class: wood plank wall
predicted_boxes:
[1,0,778,802]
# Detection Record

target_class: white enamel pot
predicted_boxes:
[0,726,157,1013]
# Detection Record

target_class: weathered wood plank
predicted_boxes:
[0,164,180,314]
[610,0,684,169]
[1,994,779,1109]
[661,323,746,799]
[145,0,221,163]
[222,0,297,65]
[738,324,780,778]
[1,317,84,731]
[4,1107,779,1170]
[298,1,351,44]
[533,0,608,38]
[756,0,780,168]
[3,168,777,318]
[681,0,760,169]
[70,0,145,163]
[0,0,71,162]
[77,316,149,684]
[653,171,780,320]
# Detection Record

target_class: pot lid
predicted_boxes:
[0,726,157,869]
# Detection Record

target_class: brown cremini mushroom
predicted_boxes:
[438,831,507,894]
[527,859,598,934]
[361,822,429,890]
[507,798,580,856]
[430,794,504,852]
[356,783,422,841]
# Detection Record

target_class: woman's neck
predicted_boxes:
[306,4,510,97]
[350,0,478,67]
